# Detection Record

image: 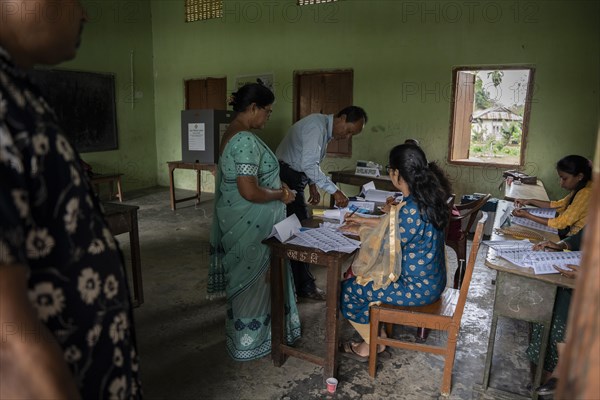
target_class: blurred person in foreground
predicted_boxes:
[0,1,141,398]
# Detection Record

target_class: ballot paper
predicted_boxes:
[268,214,301,242]
[286,227,361,253]
[527,251,582,275]
[483,240,582,275]
[511,207,558,234]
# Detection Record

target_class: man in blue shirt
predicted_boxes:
[276,106,368,300]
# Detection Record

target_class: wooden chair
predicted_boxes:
[368,213,488,396]
[446,193,491,289]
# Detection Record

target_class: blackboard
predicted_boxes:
[28,69,118,153]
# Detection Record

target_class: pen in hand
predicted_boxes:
[345,207,358,220]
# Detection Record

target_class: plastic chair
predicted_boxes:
[446,193,491,289]
[368,213,488,396]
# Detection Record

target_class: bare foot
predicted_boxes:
[349,341,386,357]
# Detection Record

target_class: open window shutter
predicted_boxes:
[451,72,475,160]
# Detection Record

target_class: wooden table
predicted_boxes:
[480,200,575,399]
[264,236,357,381]
[91,173,123,202]
[504,179,549,202]
[167,161,216,211]
[329,170,396,207]
[103,202,143,307]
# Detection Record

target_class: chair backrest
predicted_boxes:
[454,194,492,234]
[451,212,487,324]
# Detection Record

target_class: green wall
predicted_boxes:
[60,0,157,192]
[69,0,598,202]
[149,0,599,201]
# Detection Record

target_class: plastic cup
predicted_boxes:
[326,377,338,393]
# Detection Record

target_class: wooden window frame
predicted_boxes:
[448,65,536,168]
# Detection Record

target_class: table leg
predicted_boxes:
[116,176,123,202]
[169,165,176,211]
[324,262,341,379]
[482,314,499,389]
[129,210,143,306]
[532,322,551,400]
[195,169,201,206]
[270,255,285,366]
[108,180,114,201]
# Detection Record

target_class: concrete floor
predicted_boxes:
[113,187,535,400]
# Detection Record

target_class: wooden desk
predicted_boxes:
[480,200,574,399]
[504,179,549,202]
[103,202,143,307]
[264,236,356,381]
[167,161,216,211]
[329,170,396,207]
[91,173,123,202]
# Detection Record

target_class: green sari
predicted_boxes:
[208,131,301,361]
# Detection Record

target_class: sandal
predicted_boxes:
[339,341,368,363]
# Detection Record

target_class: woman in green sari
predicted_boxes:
[208,83,301,361]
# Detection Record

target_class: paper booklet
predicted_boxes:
[286,227,361,253]
[511,207,558,234]
[268,214,301,242]
[524,251,582,275]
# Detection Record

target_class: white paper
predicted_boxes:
[268,214,301,242]
[511,216,558,234]
[188,123,205,151]
[511,207,558,234]
[362,181,376,193]
[323,208,345,223]
[364,189,402,203]
[527,251,582,275]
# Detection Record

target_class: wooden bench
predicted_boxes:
[103,202,143,307]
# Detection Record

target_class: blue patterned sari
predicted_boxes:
[208,131,301,361]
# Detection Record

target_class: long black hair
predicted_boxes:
[389,144,451,230]
[556,154,592,206]
[228,82,274,112]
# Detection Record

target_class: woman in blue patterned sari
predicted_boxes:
[208,83,301,361]
[340,144,451,360]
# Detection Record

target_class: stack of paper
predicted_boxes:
[360,181,402,203]
[511,207,558,234]
[483,240,581,275]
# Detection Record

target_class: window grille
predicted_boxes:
[185,0,223,22]
[298,0,338,5]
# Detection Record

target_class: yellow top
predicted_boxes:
[548,181,592,235]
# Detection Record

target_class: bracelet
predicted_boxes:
[281,188,289,201]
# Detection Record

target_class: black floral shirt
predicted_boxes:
[0,48,141,399]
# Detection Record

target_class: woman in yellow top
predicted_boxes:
[513,155,592,238]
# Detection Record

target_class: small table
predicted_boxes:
[329,170,396,207]
[480,200,575,399]
[504,179,549,202]
[103,202,143,307]
[264,235,357,381]
[91,173,123,202]
[167,161,216,211]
